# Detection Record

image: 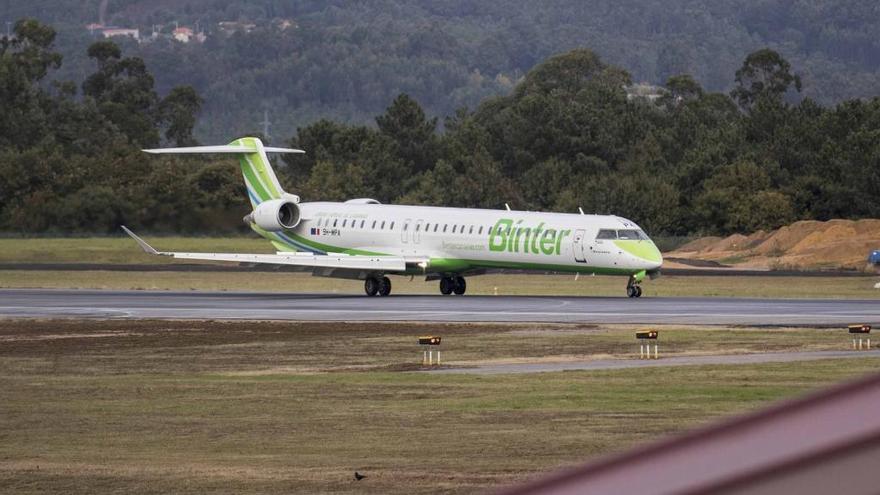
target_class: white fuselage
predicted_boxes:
[271,201,663,276]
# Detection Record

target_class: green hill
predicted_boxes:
[2,0,880,143]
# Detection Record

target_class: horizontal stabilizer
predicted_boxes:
[142,145,304,154]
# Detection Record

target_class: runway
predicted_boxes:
[1,289,878,325]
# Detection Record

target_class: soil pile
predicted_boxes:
[668,219,880,271]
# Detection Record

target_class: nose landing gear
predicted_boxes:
[626,276,643,298]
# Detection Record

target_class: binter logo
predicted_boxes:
[489,219,571,255]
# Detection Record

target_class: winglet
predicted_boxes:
[121,226,161,256]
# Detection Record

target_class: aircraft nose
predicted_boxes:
[642,242,663,270]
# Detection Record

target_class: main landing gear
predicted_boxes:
[365,276,392,297]
[626,275,643,298]
[439,276,466,295]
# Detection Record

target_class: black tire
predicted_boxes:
[635,286,643,298]
[627,286,637,298]
[364,277,379,296]
[439,277,453,295]
[378,276,392,296]
[453,276,467,295]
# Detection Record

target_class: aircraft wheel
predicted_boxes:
[378,276,392,296]
[627,285,638,298]
[453,276,467,295]
[439,277,454,295]
[635,286,643,298]
[365,277,380,296]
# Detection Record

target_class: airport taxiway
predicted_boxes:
[1,289,878,325]
[428,350,880,374]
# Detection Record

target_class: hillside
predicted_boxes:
[2,0,880,142]
[666,220,880,271]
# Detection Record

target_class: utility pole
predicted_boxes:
[261,109,272,144]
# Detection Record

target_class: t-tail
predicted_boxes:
[143,137,306,250]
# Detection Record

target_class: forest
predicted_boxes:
[1,0,880,143]
[0,18,878,237]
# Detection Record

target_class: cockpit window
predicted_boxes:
[617,229,648,240]
[596,229,617,240]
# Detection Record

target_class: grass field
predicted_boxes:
[1,237,877,298]
[1,270,878,298]
[1,319,878,494]
[0,237,271,265]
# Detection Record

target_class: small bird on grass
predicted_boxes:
[354,471,366,481]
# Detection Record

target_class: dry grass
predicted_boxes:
[1,319,878,494]
[1,270,878,298]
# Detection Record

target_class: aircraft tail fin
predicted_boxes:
[143,137,304,208]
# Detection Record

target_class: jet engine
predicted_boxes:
[246,199,301,231]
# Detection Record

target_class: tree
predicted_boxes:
[83,40,161,147]
[731,49,802,110]
[375,93,437,173]
[159,86,202,146]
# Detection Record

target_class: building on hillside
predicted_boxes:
[87,24,140,41]
[217,21,257,35]
[172,26,205,43]
[625,82,666,102]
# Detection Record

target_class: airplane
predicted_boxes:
[123,137,663,298]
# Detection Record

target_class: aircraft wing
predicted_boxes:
[121,226,408,272]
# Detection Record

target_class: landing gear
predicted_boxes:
[365,276,392,297]
[439,275,467,295]
[365,277,379,296]
[626,276,643,298]
[378,276,392,297]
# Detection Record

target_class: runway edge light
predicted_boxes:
[418,336,442,366]
[848,324,871,351]
[636,330,659,359]
[848,324,871,334]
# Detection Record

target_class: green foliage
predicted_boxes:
[0,16,878,237]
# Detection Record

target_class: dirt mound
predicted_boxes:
[666,219,880,271]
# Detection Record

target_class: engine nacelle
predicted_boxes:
[248,199,301,231]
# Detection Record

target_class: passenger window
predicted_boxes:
[342,219,347,228]
[478,226,483,235]
[469,226,474,234]
[333,219,338,227]
[371,220,376,229]
[415,224,420,232]
[381,221,385,229]
[403,223,408,231]
[452,225,457,233]
[443,224,448,233]
[390,222,395,230]
[434,224,439,232]
[360,220,365,228]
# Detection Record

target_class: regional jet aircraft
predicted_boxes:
[123,137,662,297]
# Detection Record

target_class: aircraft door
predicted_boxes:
[402,219,411,243]
[572,229,586,263]
[414,219,423,244]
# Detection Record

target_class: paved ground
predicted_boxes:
[427,350,880,374]
[1,289,878,325]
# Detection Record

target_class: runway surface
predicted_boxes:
[428,350,880,374]
[1,289,878,325]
